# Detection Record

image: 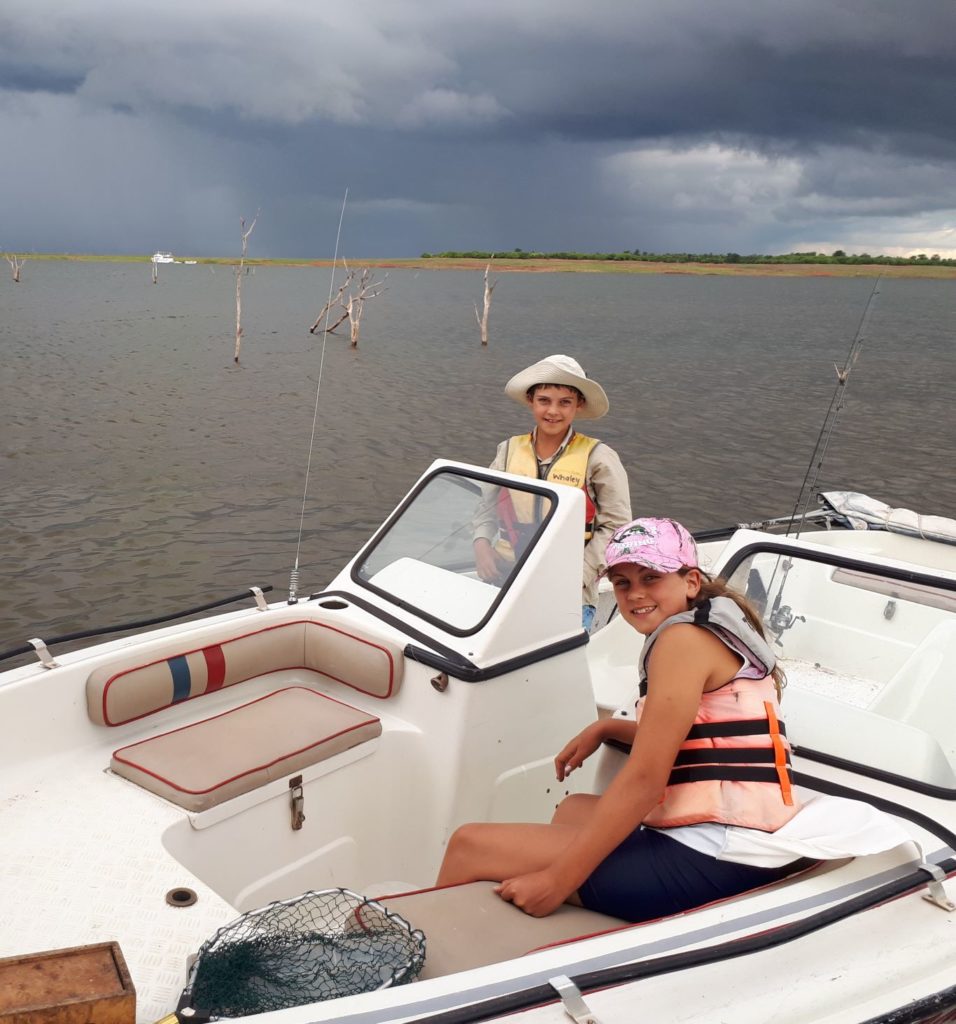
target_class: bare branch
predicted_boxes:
[5,253,26,283]
[234,210,259,364]
[309,272,355,333]
[475,261,497,346]
[308,265,387,348]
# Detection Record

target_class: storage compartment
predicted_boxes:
[0,942,135,1024]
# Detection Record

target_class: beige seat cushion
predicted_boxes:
[380,881,627,980]
[88,619,403,726]
[111,687,381,812]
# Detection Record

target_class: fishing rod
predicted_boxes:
[692,508,832,543]
[785,275,883,537]
[288,189,349,604]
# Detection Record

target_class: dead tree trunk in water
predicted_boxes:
[308,264,386,348]
[474,262,496,346]
[5,254,26,283]
[234,212,258,364]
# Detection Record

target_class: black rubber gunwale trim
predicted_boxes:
[857,981,956,1024]
[0,586,275,665]
[403,772,956,1024]
[308,589,474,668]
[404,632,589,683]
[795,744,956,801]
[308,589,589,683]
[718,540,956,797]
[720,539,956,595]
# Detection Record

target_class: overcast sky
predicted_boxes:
[2,1,956,258]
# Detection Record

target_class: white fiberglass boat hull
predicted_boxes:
[1,463,955,1024]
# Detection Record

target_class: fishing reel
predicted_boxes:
[767,603,806,645]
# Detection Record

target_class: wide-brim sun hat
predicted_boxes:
[504,354,609,420]
[603,517,699,574]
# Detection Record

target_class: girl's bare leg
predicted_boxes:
[551,793,599,827]
[436,821,579,887]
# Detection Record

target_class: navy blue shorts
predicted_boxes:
[578,826,813,922]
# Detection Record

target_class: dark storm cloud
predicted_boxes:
[2,0,956,257]
[0,64,84,95]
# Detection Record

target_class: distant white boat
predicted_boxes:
[151,252,175,264]
[183,260,198,265]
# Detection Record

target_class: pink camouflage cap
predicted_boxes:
[603,517,699,574]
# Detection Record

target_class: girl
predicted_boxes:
[436,516,812,921]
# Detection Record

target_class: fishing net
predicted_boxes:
[182,888,426,1018]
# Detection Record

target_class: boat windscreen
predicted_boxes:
[724,547,956,792]
[353,469,554,635]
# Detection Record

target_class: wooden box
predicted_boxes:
[0,942,135,1024]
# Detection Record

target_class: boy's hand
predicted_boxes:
[474,538,507,583]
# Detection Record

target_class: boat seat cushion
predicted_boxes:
[87,619,403,726]
[111,686,382,812]
[380,882,628,980]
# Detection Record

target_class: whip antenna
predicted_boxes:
[785,275,882,537]
[288,188,349,603]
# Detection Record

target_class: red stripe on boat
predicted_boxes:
[202,645,226,691]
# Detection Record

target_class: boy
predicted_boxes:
[473,354,631,629]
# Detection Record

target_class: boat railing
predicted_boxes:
[0,586,275,668]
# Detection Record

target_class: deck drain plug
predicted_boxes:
[166,887,198,907]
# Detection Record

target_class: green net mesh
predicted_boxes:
[185,888,426,1017]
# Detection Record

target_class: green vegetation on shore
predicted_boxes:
[423,247,956,268]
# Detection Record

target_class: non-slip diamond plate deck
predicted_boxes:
[0,766,237,1022]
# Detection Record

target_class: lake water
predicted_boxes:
[2,262,954,658]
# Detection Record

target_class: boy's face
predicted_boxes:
[529,384,584,441]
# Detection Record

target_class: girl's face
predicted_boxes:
[609,563,702,635]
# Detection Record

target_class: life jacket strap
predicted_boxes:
[765,699,795,806]
[672,746,792,767]
[685,718,787,740]
[667,764,796,787]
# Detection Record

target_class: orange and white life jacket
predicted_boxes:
[495,432,599,560]
[636,597,800,832]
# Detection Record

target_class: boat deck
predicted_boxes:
[0,755,236,1021]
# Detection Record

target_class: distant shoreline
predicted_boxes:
[14,253,956,279]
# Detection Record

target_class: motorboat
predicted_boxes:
[1,464,955,1024]
[151,252,176,263]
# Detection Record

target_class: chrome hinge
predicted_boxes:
[289,775,305,830]
[920,862,955,912]
[550,975,601,1024]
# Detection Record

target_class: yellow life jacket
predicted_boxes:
[636,676,800,832]
[495,432,599,561]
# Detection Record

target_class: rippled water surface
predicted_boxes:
[2,262,954,656]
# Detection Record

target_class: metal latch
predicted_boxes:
[920,862,955,911]
[549,975,601,1024]
[289,775,305,830]
[249,586,269,611]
